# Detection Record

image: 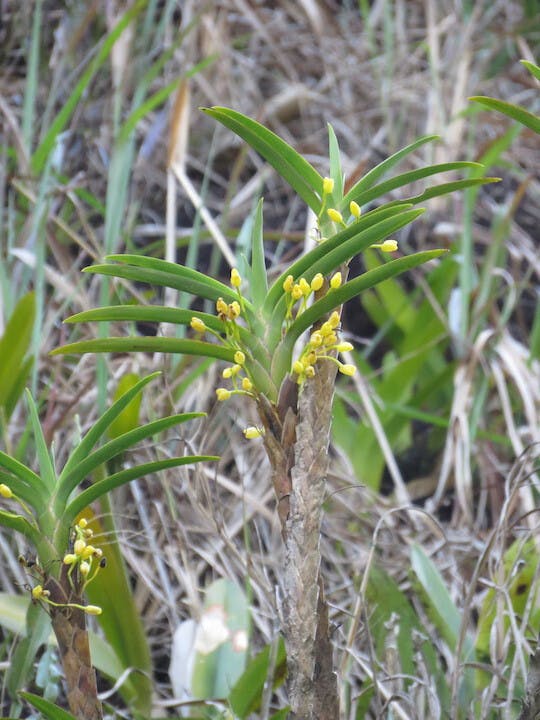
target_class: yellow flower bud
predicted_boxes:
[243,426,264,439]
[78,518,88,529]
[310,331,323,347]
[293,360,304,375]
[216,298,228,315]
[80,561,91,577]
[327,208,344,224]
[311,273,324,292]
[283,275,294,293]
[320,321,333,336]
[335,341,354,352]
[85,605,103,616]
[330,272,342,290]
[241,377,253,391]
[81,545,96,560]
[216,388,232,401]
[190,317,206,333]
[323,177,334,195]
[372,239,398,252]
[329,311,341,328]
[63,554,77,565]
[231,364,242,376]
[305,365,315,378]
[32,585,44,600]
[74,539,86,555]
[305,352,317,366]
[234,350,245,365]
[93,548,103,559]
[222,367,233,379]
[299,278,311,296]
[349,200,361,218]
[229,301,241,318]
[0,483,13,498]
[324,332,338,346]
[339,364,357,376]
[291,284,303,300]
[230,268,242,287]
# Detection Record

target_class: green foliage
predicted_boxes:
[0,292,35,425]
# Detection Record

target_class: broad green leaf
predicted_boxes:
[469,96,540,134]
[65,455,217,523]
[31,0,146,172]
[7,602,51,698]
[107,373,142,439]
[191,579,250,700]
[342,134,439,207]
[202,107,323,211]
[19,691,77,720]
[228,637,287,718]
[250,199,268,310]
[0,292,35,418]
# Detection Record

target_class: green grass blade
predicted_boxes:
[346,162,483,208]
[20,691,77,720]
[65,456,218,523]
[272,249,445,382]
[0,292,35,416]
[59,413,204,502]
[470,96,540,134]
[521,59,540,81]
[52,337,236,362]
[24,390,56,493]
[342,134,439,206]
[31,0,146,173]
[202,107,323,211]
[21,0,42,152]
[7,603,51,700]
[327,123,344,199]
[250,199,268,309]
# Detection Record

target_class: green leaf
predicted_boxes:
[30,0,146,172]
[228,637,286,718]
[272,249,446,382]
[342,134,439,206]
[202,106,323,211]
[107,373,143,439]
[470,96,540,135]
[19,691,77,720]
[64,455,217,523]
[521,59,540,82]
[24,391,57,493]
[327,124,344,200]
[389,177,500,206]
[52,337,236,363]
[250,199,268,309]
[191,579,250,700]
[0,292,35,418]
[0,451,46,502]
[7,602,51,698]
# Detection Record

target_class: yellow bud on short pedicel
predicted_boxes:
[231,364,242,376]
[229,301,241,318]
[329,311,341,328]
[80,561,90,577]
[380,239,398,252]
[283,275,294,293]
[310,331,323,347]
[323,177,335,195]
[63,554,77,565]
[190,317,206,333]
[299,278,311,296]
[216,388,232,401]
[85,605,103,616]
[291,284,303,300]
[349,200,361,218]
[241,377,253,391]
[81,545,96,559]
[324,332,338,346]
[320,321,333,336]
[0,483,13,498]
[330,272,342,289]
[78,518,88,529]
[339,364,357,376]
[93,548,103,559]
[336,341,354,352]
[234,350,245,365]
[311,273,324,292]
[74,539,86,555]
[216,298,228,315]
[293,360,304,375]
[305,352,317,366]
[230,268,242,287]
[327,208,344,224]
[244,426,264,439]
[222,367,233,379]
[305,365,315,378]
[32,585,44,600]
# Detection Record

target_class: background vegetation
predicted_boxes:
[0,1,539,718]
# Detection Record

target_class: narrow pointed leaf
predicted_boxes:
[24,390,56,493]
[53,337,236,362]
[65,456,218,523]
[0,469,46,508]
[470,95,540,134]
[0,453,43,496]
[521,60,540,81]
[202,106,323,211]
[327,124,344,199]
[389,177,500,206]
[20,691,77,720]
[0,509,40,542]
[58,413,205,502]
[0,292,34,415]
[250,199,268,309]
[342,134,439,206]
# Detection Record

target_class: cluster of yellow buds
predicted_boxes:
[31,582,102,616]
[63,518,105,591]
[292,310,356,384]
[283,270,342,325]
[216,349,255,402]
